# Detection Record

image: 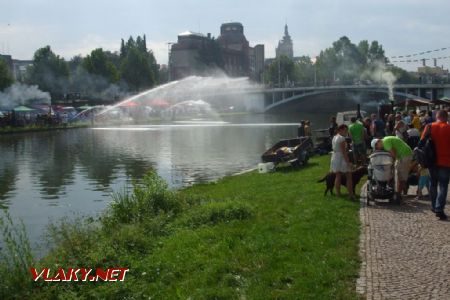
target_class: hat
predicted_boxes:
[371,139,380,150]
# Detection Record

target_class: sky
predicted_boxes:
[1,0,450,71]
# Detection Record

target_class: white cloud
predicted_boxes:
[0,23,55,59]
[147,40,172,65]
[2,0,450,72]
[53,35,120,59]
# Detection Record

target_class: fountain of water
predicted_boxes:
[161,99,218,120]
[93,75,261,123]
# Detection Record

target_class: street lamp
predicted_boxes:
[311,56,317,86]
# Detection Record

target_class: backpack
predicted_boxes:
[413,125,436,168]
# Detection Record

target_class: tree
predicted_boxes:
[264,56,299,87]
[120,39,127,59]
[119,35,158,91]
[120,47,155,91]
[158,65,169,83]
[294,56,314,86]
[368,41,386,64]
[315,47,339,85]
[104,50,121,69]
[83,48,119,83]
[331,36,365,83]
[0,58,13,91]
[314,37,389,85]
[68,55,83,73]
[357,40,370,66]
[26,46,69,97]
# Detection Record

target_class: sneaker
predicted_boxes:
[435,212,448,220]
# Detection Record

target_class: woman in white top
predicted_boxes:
[330,124,354,199]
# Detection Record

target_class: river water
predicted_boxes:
[0,113,329,252]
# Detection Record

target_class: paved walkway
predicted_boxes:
[357,185,450,299]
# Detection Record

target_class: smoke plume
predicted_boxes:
[0,83,51,108]
[70,67,130,101]
[361,62,397,101]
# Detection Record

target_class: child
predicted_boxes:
[417,164,430,199]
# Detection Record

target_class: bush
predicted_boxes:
[106,171,186,225]
[44,216,99,265]
[0,212,35,298]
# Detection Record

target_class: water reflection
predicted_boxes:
[0,113,329,249]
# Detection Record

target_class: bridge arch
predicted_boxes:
[264,88,428,113]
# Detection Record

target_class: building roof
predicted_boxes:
[221,22,243,27]
[178,31,205,38]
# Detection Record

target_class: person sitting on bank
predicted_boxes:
[331,124,355,200]
[297,120,306,137]
[304,120,312,136]
[348,117,366,165]
[371,136,413,198]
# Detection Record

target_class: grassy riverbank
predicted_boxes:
[0,123,89,134]
[0,155,362,299]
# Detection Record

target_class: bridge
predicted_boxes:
[261,83,450,112]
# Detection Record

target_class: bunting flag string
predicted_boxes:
[391,56,450,63]
[390,47,450,59]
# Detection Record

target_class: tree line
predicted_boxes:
[264,36,419,87]
[0,35,162,101]
[0,35,438,99]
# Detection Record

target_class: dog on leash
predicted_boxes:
[317,166,368,196]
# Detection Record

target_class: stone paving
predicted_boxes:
[357,184,450,300]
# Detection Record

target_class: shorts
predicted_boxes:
[352,143,366,157]
[418,176,430,189]
[395,155,412,182]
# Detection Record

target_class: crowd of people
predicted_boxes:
[0,111,71,127]
[0,105,96,129]
[327,108,450,220]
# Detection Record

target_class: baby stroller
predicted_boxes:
[366,151,398,204]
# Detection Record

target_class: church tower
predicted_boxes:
[276,24,294,59]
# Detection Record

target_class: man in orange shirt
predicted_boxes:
[420,110,450,220]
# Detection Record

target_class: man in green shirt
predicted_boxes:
[349,117,366,165]
[371,136,413,196]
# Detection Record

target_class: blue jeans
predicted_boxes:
[429,166,450,213]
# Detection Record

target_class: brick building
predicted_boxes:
[169,22,264,81]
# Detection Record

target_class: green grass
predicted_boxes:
[0,155,362,299]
